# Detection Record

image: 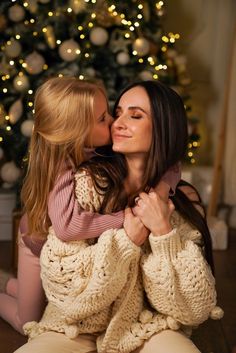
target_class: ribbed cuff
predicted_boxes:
[149,229,182,260]
[115,229,141,256]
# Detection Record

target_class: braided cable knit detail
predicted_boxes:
[24,171,223,353]
[141,218,217,326]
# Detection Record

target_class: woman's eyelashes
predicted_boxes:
[113,112,142,120]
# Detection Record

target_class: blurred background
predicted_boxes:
[0,1,235,352]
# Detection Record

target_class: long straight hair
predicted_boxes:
[21,77,106,238]
[85,80,214,271]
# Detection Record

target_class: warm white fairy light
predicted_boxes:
[78,26,83,31]
[6,126,11,131]
[48,11,53,17]
[56,40,61,44]
[9,60,15,65]
[30,19,35,23]
[91,13,96,19]
[153,74,159,79]
[28,102,33,107]
[138,58,144,63]
[28,90,33,94]
[88,22,93,28]
[33,31,38,36]
[16,34,21,39]
[156,1,164,10]
[67,7,72,13]
[5,115,9,120]
[80,34,85,39]
[43,64,48,70]
[79,75,84,80]
[23,2,28,7]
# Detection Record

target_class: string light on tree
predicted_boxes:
[0,0,201,192]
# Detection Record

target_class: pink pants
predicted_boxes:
[0,237,46,334]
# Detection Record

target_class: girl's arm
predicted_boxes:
[48,164,181,242]
[48,167,124,241]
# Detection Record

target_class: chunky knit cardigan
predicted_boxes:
[24,170,223,353]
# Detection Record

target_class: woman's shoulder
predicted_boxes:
[177,181,205,217]
[178,183,200,202]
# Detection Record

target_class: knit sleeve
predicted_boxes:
[48,167,124,241]
[141,212,217,326]
[40,228,141,321]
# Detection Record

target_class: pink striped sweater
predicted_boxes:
[21,163,181,256]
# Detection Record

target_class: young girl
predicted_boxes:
[16,80,223,353]
[0,77,180,334]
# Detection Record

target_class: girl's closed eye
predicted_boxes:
[99,114,106,122]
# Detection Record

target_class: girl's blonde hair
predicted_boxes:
[21,76,106,238]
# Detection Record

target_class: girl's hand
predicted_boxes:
[124,208,150,246]
[132,190,175,236]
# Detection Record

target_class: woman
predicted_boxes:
[15,80,223,353]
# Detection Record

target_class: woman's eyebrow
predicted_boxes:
[116,105,148,114]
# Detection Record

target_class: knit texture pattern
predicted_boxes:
[24,170,223,353]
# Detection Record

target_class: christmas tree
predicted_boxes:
[0,0,200,192]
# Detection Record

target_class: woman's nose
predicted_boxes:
[112,114,127,129]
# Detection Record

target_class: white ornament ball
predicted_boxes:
[0,147,4,160]
[90,27,109,46]
[5,39,22,58]
[133,38,150,56]
[27,0,38,14]
[21,120,34,137]
[139,70,153,81]
[116,52,130,66]
[25,51,45,75]
[174,54,187,66]
[8,4,25,22]
[166,49,178,59]
[13,74,29,92]
[70,0,87,14]
[85,67,96,77]
[59,39,80,62]
[0,161,21,184]
[9,99,23,124]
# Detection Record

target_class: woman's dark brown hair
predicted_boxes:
[83,80,214,272]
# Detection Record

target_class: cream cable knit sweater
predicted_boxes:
[24,170,223,353]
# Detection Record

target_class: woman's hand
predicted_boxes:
[132,189,175,236]
[124,207,150,246]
